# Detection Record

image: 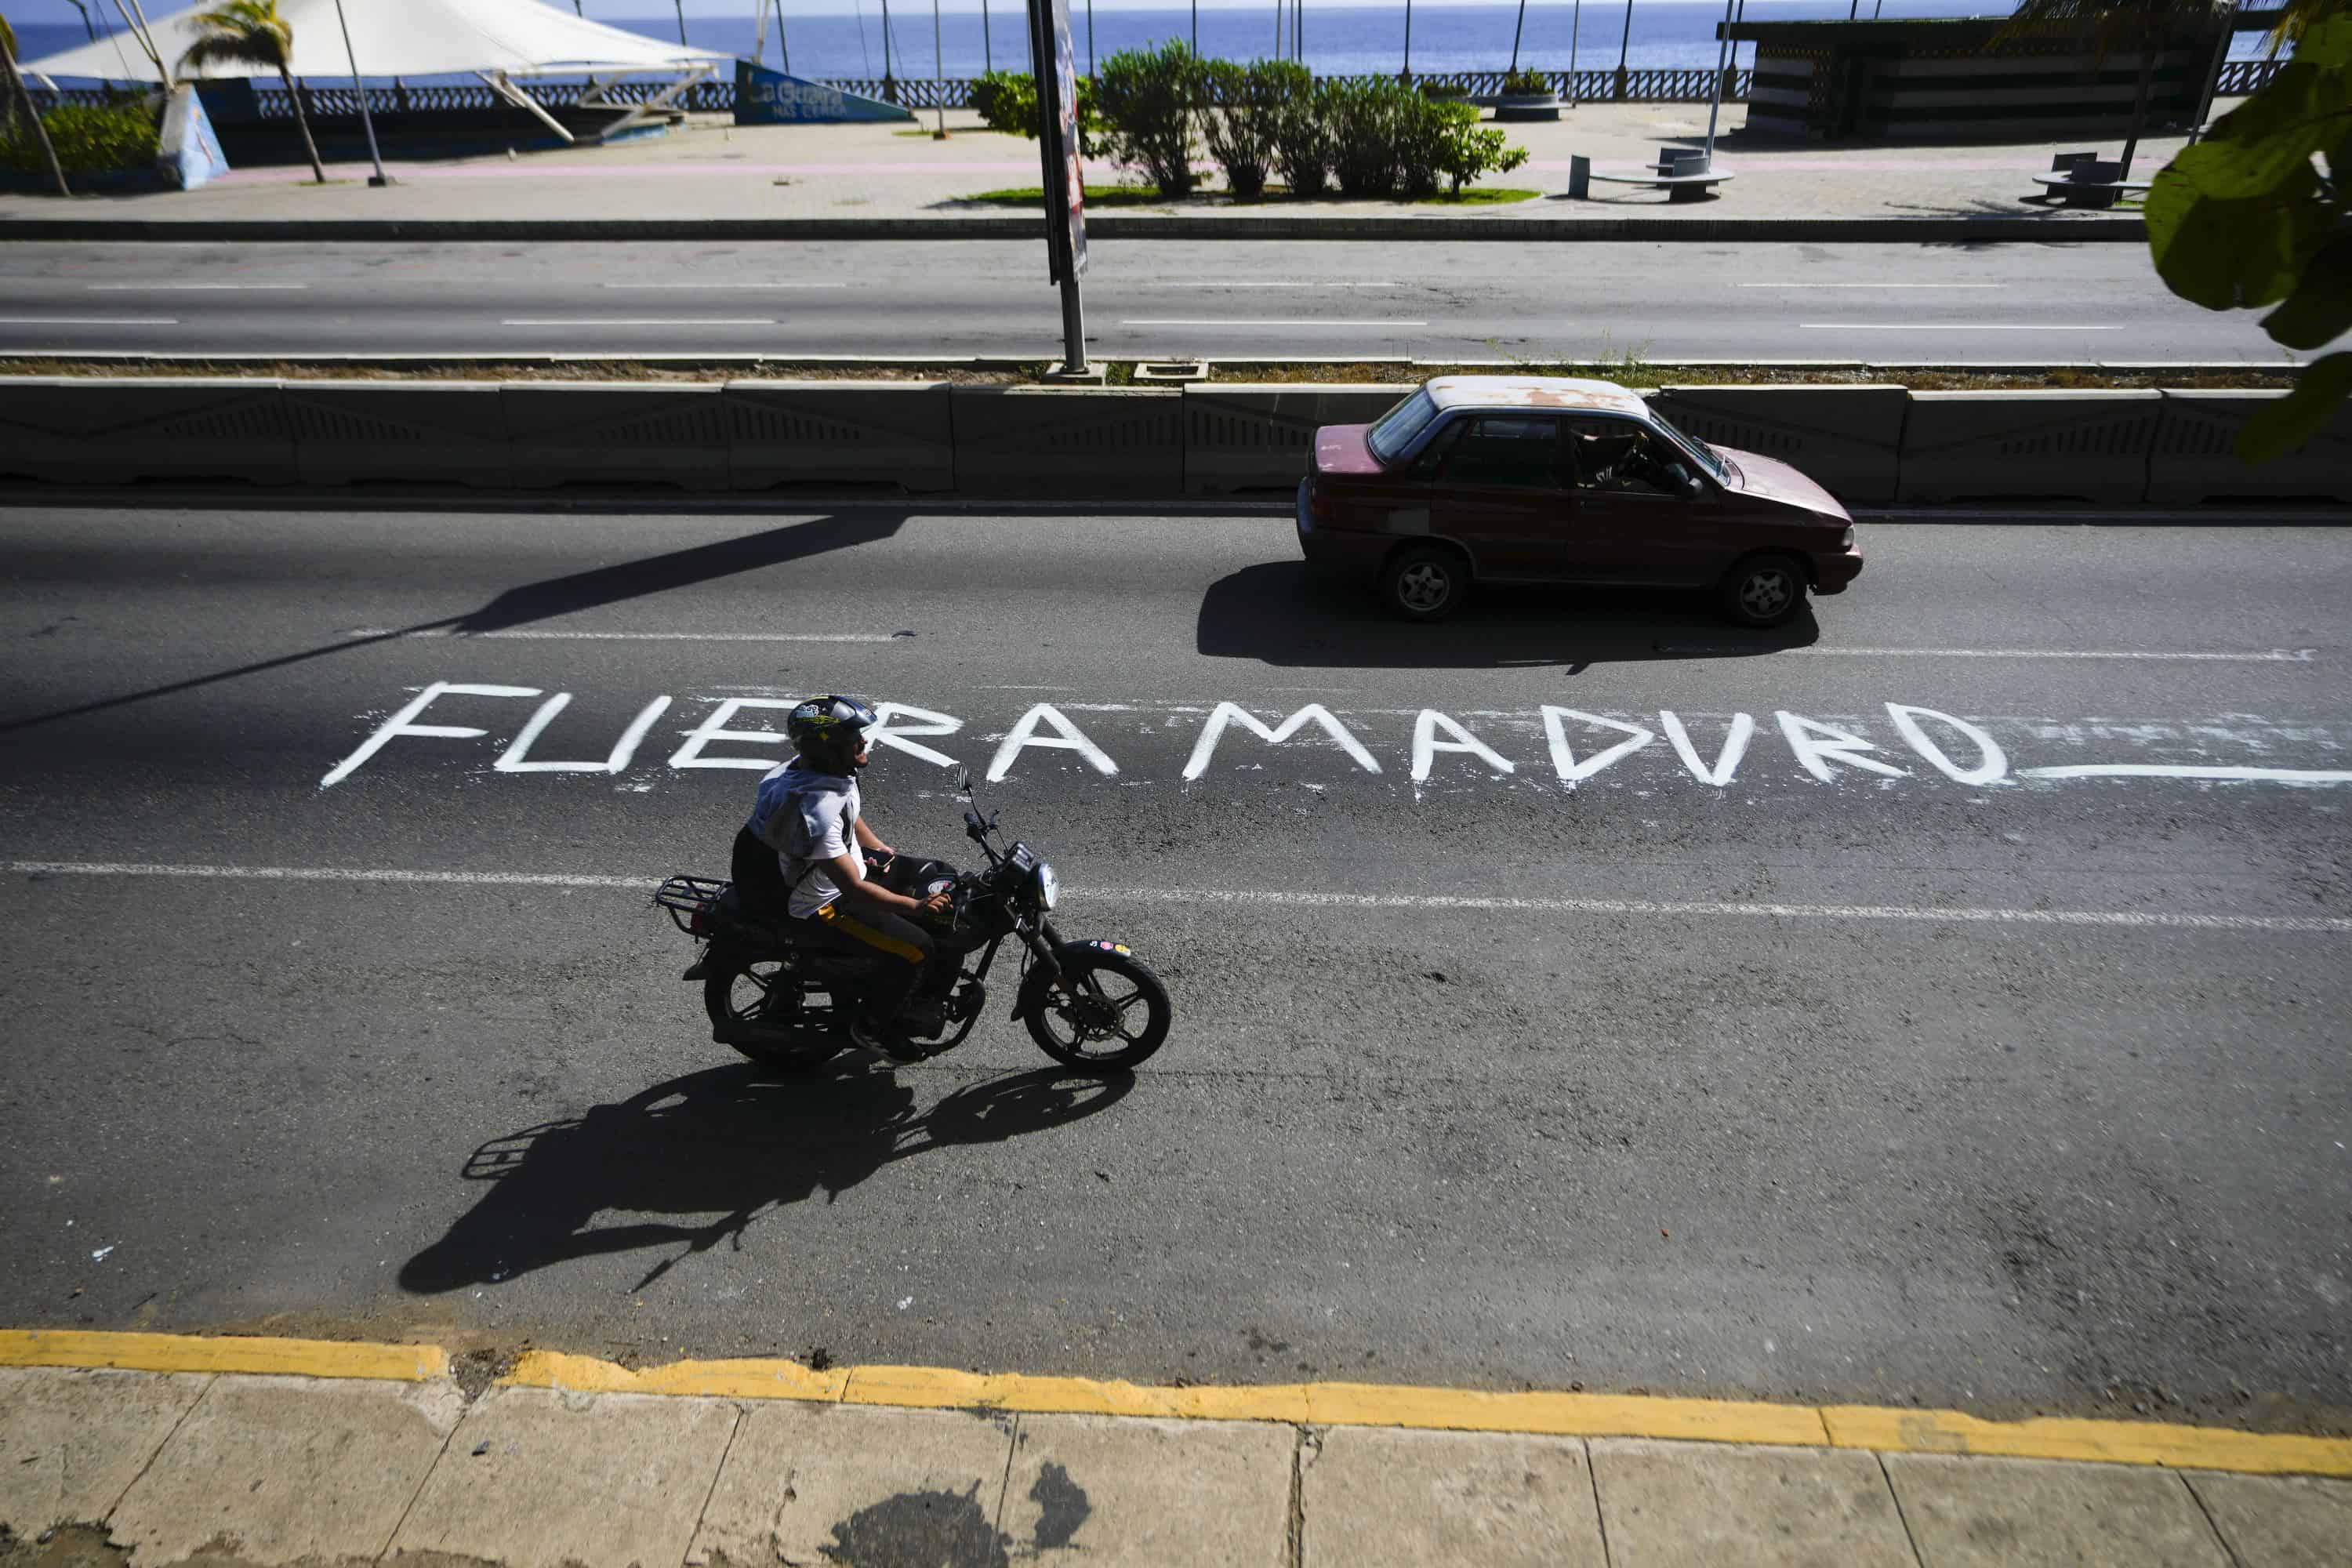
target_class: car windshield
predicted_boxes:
[1365,388,1443,466]
[1646,408,1732,482]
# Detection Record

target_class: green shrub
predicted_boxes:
[1419,80,1470,100]
[1430,99,1530,196]
[1261,59,1328,198]
[1094,39,1204,197]
[1319,76,1421,198]
[1500,68,1553,96]
[0,100,158,176]
[1200,56,1294,200]
[968,67,1100,155]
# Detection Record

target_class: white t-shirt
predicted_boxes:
[747,762,864,919]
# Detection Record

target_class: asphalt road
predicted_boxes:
[2,503,2347,1429]
[0,238,2292,364]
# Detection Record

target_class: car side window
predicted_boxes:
[1409,415,1470,477]
[1441,416,1565,488]
[1566,417,1693,499]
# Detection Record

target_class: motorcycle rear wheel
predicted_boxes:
[704,953,833,1072]
[1024,950,1171,1073]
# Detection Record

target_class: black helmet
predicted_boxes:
[787,695,877,767]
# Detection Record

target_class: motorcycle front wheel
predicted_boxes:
[1023,949,1171,1073]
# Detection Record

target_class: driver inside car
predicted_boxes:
[1573,425,1647,485]
[731,695,953,1061]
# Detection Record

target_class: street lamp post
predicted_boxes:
[931,0,946,137]
[329,0,389,187]
[1701,0,1731,165]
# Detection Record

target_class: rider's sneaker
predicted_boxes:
[848,1015,923,1064]
[898,998,949,1037]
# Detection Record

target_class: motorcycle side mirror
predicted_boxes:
[953,766,973,795]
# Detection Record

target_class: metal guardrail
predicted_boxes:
[38,58,2283,118]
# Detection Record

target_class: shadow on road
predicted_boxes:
[397,1062,1131,1295]
[1196,560,1818,668]
[0,510,908,735]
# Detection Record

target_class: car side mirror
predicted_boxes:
[1682,475,1705,500]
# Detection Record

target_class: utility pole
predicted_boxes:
[1026,0,1087,377]
[881,0,895,102]
[330,0,390,185]
[931,0,946,137]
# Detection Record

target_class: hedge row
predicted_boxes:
[972,45,1529,201]
[0,99,158,176]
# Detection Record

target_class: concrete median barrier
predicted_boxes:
[950,387,1184,497]
[726,381,955,493]
[1182,383,1414,495]
[0,377,296,485]
[1898,390,2161,506]
[1652,384,1907,506]
[285,381,511,488]
[501,383,731,492]
[2147,390,2352,506]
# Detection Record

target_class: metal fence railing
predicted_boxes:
[35,56,2285,120]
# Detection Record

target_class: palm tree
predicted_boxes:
[1995,0,2230,179]
[0,13,72,196]
[180,0,327,184]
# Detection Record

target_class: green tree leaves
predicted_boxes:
[2146,13,2351,459]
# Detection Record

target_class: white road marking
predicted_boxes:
[85,283,307,292]
[1801,323,2122,332]
[346,628,900,643]
[601,282,849,290]
[1119,318,1429,328]
[0,316,178,325]
[499,318,777,327]
[1737,282,2001,289]
[2020,764,2352,784]
[1777,648,2316,663]
[9,859,2348,934]
[1135,281,1400,289]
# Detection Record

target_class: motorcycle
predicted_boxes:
[655,768,1171,1075]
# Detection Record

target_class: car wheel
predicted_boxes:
[1382,544,1468,622]
[1719,553,1807,628]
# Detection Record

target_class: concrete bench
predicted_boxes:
[2029,152,2148,209]
[1567,150,1734,204]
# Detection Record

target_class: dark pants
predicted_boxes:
[731,827,936,1025]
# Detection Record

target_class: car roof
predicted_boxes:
[1423,376,1648,419]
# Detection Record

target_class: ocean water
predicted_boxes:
[10,3,2280,84]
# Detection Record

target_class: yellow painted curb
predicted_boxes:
[0,1329,445,1382]
[1824,1405,2352,1479]
[844,1364,1314,1423]
[1301,1382,1831,1446]
[502,1349,850,1402]
[9,1330,2348,1479]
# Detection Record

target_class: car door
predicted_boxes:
[1428,414,1573,582]
[1565,416,1723,584]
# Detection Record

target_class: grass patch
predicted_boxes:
[964,184,1169,205]
[964,183,1542,206]
[1416,187,1542,205]
[0,357,2302,393]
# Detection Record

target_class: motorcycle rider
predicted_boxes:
[731,695,952,1059]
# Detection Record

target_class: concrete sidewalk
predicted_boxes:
[0,100,2210,238]
[5,1335,2350,1566]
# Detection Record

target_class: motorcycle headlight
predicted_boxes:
[1035,861,1060,911]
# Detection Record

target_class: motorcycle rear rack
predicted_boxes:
[655,873,729,937]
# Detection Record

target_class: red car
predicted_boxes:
[1296,376,1864,627]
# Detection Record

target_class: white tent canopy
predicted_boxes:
[24,0,734,82]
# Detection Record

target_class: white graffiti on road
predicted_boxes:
[319,687,2352,793]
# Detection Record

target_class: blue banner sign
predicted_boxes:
[734,60,915,124]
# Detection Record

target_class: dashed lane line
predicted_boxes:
[6,862,2347,934]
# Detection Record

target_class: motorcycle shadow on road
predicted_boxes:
[397,1062,1130,1296]
[1196,561,1819,668]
